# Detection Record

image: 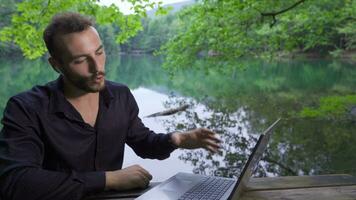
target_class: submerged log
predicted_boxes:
[145,104,189,118]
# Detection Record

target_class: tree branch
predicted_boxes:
[41,0,52,16]
[262,157,298,175]
[260,0,306,27]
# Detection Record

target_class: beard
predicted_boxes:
[63,71,106,93]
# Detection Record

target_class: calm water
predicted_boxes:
[0,55,355,181]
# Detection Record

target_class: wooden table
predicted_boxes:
[86,174,356,200]
[243,174,356,200]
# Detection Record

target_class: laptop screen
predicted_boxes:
[228,118,281,200]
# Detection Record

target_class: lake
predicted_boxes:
[0,55,355,181]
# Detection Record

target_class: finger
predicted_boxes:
[199,129,221,141]
[199,128,216,135]
[145,172,153,181]
[206,134,222,143]
[133,165,147,174]
[130,165,152,181]
[141,168,152,180]
[137,173,150,188]
[204,139,221,149]
[137,166,153,181]
[142,174,151,188]
[204,145,219,153]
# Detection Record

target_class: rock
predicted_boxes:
[350,106,356,116]
[349,106,356,123]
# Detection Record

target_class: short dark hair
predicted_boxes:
[43,12,94,59]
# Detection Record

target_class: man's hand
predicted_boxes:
[171,128,221,153]
[105,165,152,191]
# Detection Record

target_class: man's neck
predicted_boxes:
[62,78,99,102]
[62,78,100,127]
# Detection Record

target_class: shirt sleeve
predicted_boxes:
[0,97,105,200]
[125,89,177,160]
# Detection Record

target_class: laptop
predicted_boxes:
[135,118,281,200]
[84,183,161,199]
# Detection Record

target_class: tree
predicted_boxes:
[159,0,356,71]
[120,12,179,53]
[0,0,161,59]
[0,0,23,57]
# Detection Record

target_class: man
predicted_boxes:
[0,12,221,200]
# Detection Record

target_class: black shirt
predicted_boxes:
[0,76,176,200]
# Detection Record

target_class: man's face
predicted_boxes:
[53,26,106,93]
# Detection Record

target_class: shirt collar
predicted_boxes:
[48,76,114,115]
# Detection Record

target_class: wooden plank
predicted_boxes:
[241,185,356,200]
[247,174,356,191]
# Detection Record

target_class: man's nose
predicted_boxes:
[89,57,103,73]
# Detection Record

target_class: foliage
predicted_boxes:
[1,0,355,64]
[300,95,356,119]
[0,0,23,57]
[120,12,179,53]
[0,0,160,59]
[158,0,356,71]
[96,25,122,54]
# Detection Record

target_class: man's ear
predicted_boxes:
[48,57,62,74]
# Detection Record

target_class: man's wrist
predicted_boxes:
[105,171,116,190]
[169,132,181,148]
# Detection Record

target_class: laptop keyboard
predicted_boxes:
[178,177,235,200]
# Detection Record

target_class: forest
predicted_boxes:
[0,0,355,70]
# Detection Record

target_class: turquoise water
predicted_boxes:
[0,55,355,181]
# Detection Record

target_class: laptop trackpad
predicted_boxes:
[161,178,194,192]
[135,173,207,200]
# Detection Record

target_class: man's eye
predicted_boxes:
[73,59,86,64]
[96,51,104,55]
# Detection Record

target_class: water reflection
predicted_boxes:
[160,95,255,178]
[159,94,356,177]
[268,119,356,176]
[0,55,355,180]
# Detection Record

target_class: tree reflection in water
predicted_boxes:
[161,95,356,178]
[161,95,269,178]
